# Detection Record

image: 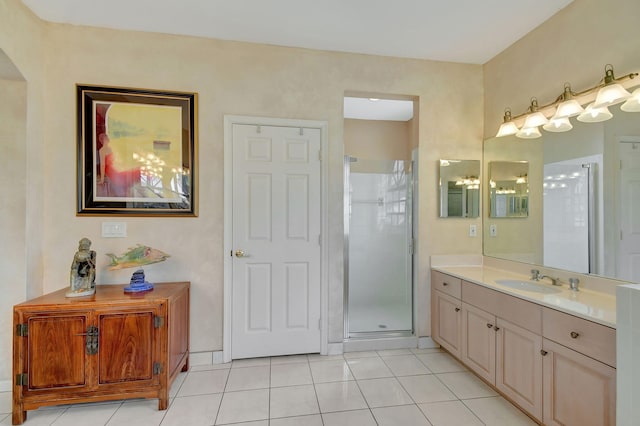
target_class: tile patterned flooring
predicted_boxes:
[0,348,537,425]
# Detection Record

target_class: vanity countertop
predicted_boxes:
[432,265,616,328]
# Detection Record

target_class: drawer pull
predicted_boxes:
[442,282,449,286]
[494,326,500,331]
[454,307,461,312]
[540,349,548,356]
[487,323,493,328]
[570,331,580,339]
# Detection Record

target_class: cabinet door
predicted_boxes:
[461,303,495,384]
[496,317,543,421]
[543,338,616,426]
[432,290,461,357]
[97,308,160,386]
[22,313,90,392]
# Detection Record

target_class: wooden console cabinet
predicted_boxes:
[12,282,190,425]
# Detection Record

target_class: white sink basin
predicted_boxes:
[495,279,562,294]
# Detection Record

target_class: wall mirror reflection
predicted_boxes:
[438,159,480,218]
[489,161,529,218]
[483,105,640,282]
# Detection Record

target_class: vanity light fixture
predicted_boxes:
[521,98,549,128]
[621,87,640,112]
[543,116,573,132]
[551,83,584,119]
[515,99,547,139]
[496,108,519,137]
[577,102,613,123]
[455,176,480,187]
[593,64,632,108]
[495,64,639,138]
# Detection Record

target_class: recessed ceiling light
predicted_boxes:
[368,98,380,102]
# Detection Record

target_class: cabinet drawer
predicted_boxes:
[542,307,616,368]
[432,271,461,299]
[462,281,541,334]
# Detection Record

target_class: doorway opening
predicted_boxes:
[343,94,418,342]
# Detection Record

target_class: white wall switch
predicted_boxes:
[490,224,497,237]
[469,224,477,237]
[102,222,127,238]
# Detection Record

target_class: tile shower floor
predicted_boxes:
[0,348,537,425]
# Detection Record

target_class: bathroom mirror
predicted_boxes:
[438,159,480,218]
[483,105,640,282]
[488,161,529,218]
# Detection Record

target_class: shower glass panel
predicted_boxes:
[543,159,597,273]
[344,157,413,337]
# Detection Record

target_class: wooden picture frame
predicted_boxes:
[77,85,197,216]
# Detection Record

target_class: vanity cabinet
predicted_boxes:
[431,271,462,357]
[431,270,617,426]
[461,282,543,421]
[460,302,495,383]
[12,282,190,425]
[541,307,616,426]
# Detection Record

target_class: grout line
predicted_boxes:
[458,397,490,425]
[103,401,124,425]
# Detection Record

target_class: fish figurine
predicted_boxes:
[106,244,170,270]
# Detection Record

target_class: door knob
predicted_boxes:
[235,250,245,258]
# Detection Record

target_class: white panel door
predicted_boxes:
[231,124,321,359]
[619,141,640,282]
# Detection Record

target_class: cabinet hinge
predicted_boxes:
[153,362,163,375]
[15,374,28,386]
[154,316,165,328]
[16,323,28,337]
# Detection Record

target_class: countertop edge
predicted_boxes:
[432,265,616,328]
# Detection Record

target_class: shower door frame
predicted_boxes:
[343,155,415,340]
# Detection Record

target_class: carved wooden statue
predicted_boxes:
[66,237,96,297]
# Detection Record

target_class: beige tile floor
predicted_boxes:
[0,348,537,425]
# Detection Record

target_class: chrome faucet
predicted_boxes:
[531,269,561,286]
[530,269,540,280]
[538,274,561,286]
[568,277,580,291]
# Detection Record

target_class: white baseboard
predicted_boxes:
[326,342,344,355]
[188,351,227,367]
[343,336,418,352]
[212,351,225,364]
[0,379,10,392]
[418,336,440,349]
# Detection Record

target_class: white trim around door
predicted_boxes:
[223,115,329,363]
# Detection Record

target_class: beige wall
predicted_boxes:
[484,0,640,138]
[344,118,412,160]
[0,0,483,383]
[483,0,640,273]
[0,78,27,381]
[0,0,46,386]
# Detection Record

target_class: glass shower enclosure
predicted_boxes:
[344,156,414,338]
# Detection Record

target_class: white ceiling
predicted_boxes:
[344,97,414,121]
[20,0,573,64]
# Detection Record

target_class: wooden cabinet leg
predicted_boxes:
[181,356,189,372]
[158,397,168,410]
[12,408,26,425]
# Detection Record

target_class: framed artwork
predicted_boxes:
[77,85,197,216]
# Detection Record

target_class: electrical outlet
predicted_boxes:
[469,224,477,237]
[490,224,497,237]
